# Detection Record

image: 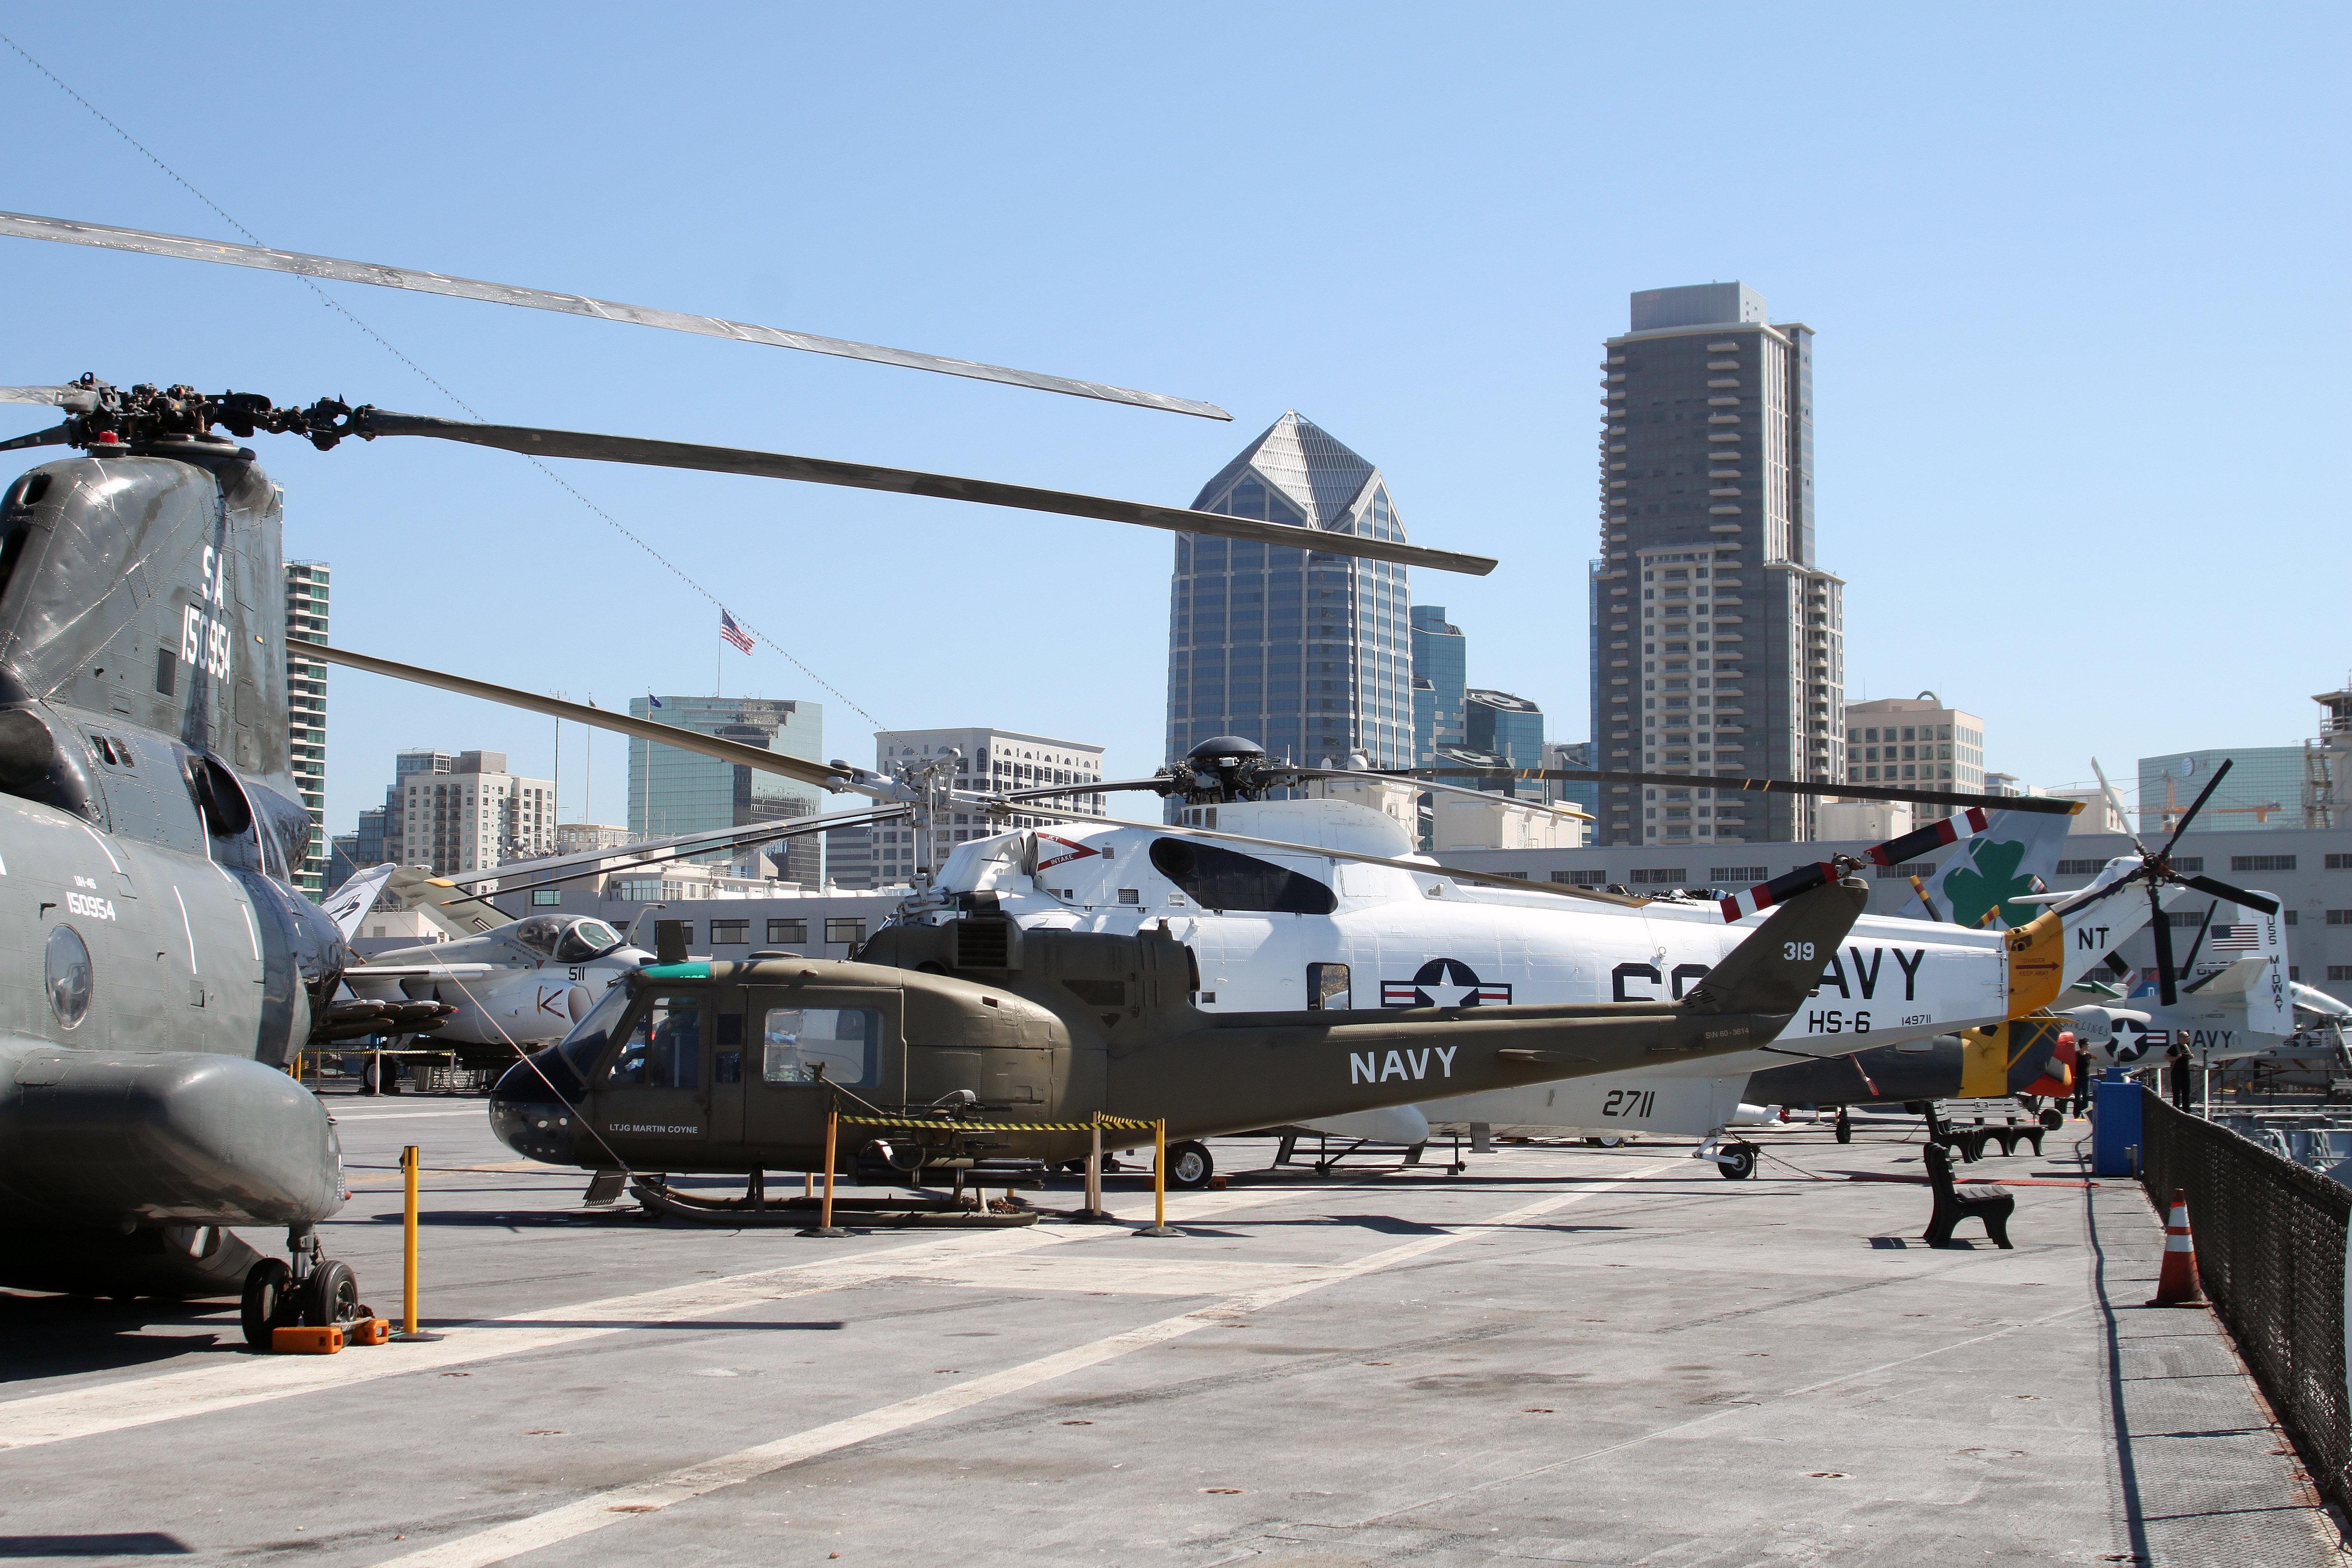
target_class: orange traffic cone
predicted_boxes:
[2146,1188,2205,1307]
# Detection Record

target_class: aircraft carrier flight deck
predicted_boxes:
[0,1102,2333,1568]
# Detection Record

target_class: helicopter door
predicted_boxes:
[594,990,715,1153]
[739,989,901,1160]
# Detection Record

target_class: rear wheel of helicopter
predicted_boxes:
[241,1259,292,1349]
[1716,1143,1757,1181]
[302,1260,359,1327]
[1163,1141,1214,1191]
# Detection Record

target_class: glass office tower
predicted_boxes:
[1410,605,1466,766]
[1466,688,1545,773]
[627,696,826,883]
[1164,412,1415,769]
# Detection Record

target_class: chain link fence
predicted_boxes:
[2139,1088,2351,1513]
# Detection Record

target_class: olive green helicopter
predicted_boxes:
[0,208,1884,1321]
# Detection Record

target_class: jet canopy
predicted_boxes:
[509,914,627,963]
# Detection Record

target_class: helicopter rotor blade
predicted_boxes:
[302,639,883,800]
[449,803,914,898]
[0,423,73,452]
[999,777,1174,801]
[1006,763,2068,816]
[0,384,100,410]
[2149,883,2179,1008]
[2091,756,2144,852]
[2156,756,2231,861]
[1382,765,2077,815]
[2178,873,2282,916]
[2174,902,2217,979]
[0,209,1231,421]
[350,409,1497,577]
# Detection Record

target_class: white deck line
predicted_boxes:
[0,1185,1294,1451]
[366,1168,1675,1568]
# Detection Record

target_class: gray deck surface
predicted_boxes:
[0,1102,2341,1567]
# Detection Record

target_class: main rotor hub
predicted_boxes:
[1158,735,1292,805]
[21,375,370,454]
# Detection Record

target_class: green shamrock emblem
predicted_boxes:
[1939,838,2039,930]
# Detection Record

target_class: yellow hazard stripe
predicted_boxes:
[839,1116,1155,1133]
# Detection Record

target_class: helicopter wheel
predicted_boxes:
[241,1259,292,1349]
[1834,1112,1853,1145]
[1163,1141,1214,1191]
[302,1260,360,1327]
[1716,1143,1757,1181]
[2040,1107,2064,1130]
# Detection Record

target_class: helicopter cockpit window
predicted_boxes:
[557,981,633,1080]
[762,1008,880,1088]
[1148,838,1336,916]
[510,915,566,958]
[45,924,92,1030]
[604,995,702,1090]
[557,919,626,962]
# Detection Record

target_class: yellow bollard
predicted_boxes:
[801,1108,847,1237]
[392,1144,443,1341]
[1137,1118,1177,1237]
[1076,1111,1111,1223]
[402,1144,417,1330]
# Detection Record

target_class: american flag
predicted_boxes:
[719,609,755,654]
[2208,924,2259,952]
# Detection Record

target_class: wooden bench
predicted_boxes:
[1925,1106,2046,1160]
[1986,1122,2046,1157]
[1923,1107,1992,1163]
[1922,1142,2015,1248]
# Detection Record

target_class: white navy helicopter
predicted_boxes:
[858,735,2277,1183]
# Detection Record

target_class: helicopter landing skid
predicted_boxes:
[627,1176,1039,1228]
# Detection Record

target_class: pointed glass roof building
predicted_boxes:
[1165,411,1415,770]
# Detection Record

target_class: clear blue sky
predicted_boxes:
[0,5,2342,834]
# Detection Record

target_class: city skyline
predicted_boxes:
[5,13,2334,836]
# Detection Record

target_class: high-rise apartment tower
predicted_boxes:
[390,750,553,877]
[283,561,329,894]
[1165,412,1415,770]
[1591,282,1844,846]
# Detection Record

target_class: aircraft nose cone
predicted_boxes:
[488,1058,580,1164]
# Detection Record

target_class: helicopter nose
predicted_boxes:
[488,1055,580,1164]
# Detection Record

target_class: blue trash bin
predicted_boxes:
[2093,1069,2144,1177]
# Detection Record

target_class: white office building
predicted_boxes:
[394,750,555,877]
[830,727,1107,890]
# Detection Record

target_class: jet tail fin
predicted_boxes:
[317,863,396,941]
[1686,876,1871,1018]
